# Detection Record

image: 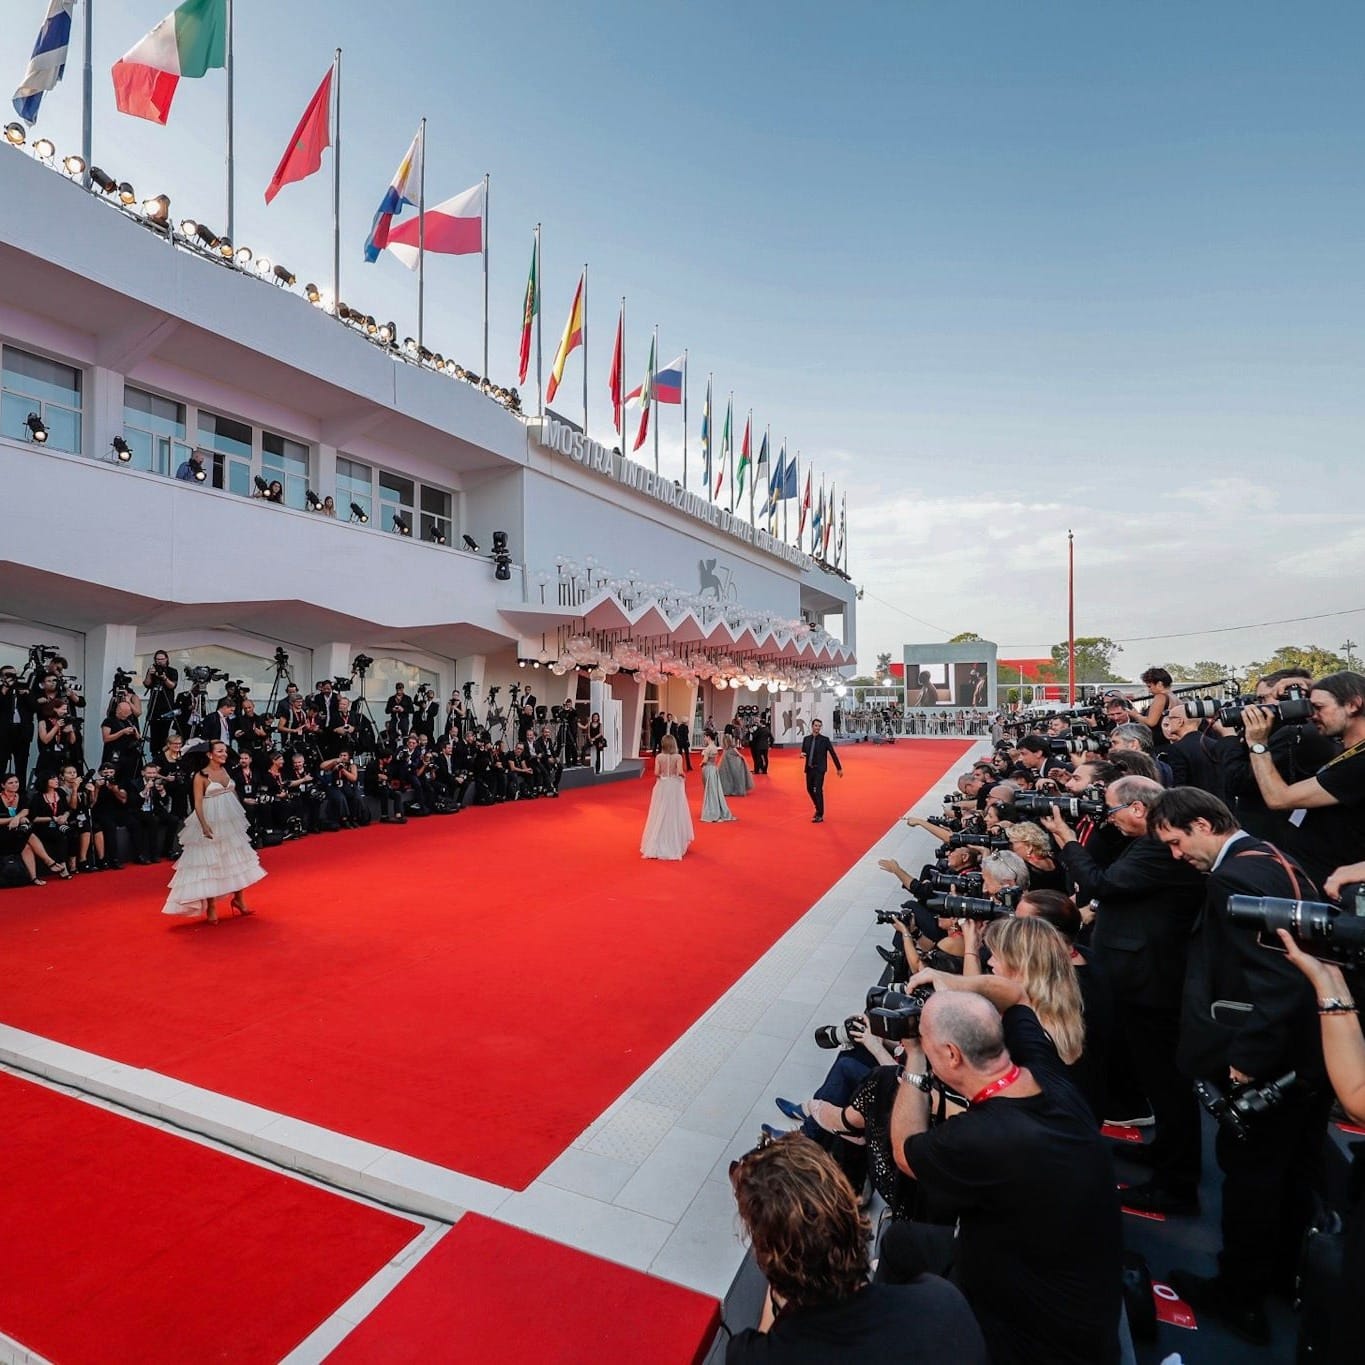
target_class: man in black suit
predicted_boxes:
[0,664,34,784]
[203,696,239,749]
[1148,786,1329,1345]
[670,715,692,771]
[312,678,343,754]
[1160,703,1226,799]
[1042,775,1207,1213]
[749,712,772,775]
[650,710,669,755]
[800,718,842,823]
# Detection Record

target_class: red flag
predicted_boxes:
[264,65,333,205]
[799,468,811,534]
[609,305,624,433]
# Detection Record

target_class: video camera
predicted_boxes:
[330,675,354,691]
[925,885,1024,921]
[1194,1072,1298,1142]
[185,665,229,686]
[111,667,135,691]
[1227,884,1365,968]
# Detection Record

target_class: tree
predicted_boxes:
[949,631,985,643]
[1241,645,1348,682]
[875,652,893,679]
[1162,660,1237,685]
[1049,636,1124,684]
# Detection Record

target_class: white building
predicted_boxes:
[0,146,856,769]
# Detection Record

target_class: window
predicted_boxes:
[123,386,190,477]
[198,410,253,496]
[336,457,373,522]
[420,486,451,545]
[379,471,415,536]
[262,431,309,510]
[2,345,82,454]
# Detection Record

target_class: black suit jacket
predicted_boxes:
[801,734,842,774]
[1164,726,1225,799]
[1058,834,1206,1011]
[1180,834,1324,1082]
[670,721,690,747]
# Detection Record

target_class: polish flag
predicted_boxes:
[387,181,484,270]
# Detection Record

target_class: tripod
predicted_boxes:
[264,654,296,732]
[349,664,380,757]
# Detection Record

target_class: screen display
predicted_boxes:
[905,662,988,707]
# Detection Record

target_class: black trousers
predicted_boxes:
[805,768,826,816]
[1216,1083,1332,1299]
[752,745,768,774]
[0,724,32,784]
[131,809,176,860]
[1125,1002,1201,1196]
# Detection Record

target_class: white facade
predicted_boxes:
[0,147,856,765]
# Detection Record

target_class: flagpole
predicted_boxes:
[225,0,235,242]
[682,350,689,490]
[331,48,342,309]
[535,224,543,417]
[581,263,588,438]
[481,171,490,378]
[416,117,427,351]
[652,324,660,476]
[764,424,771,530]
[81,0,93,188]
[621,296,627,440]
[747,409,755,526]
[784,448,791,543]
[728,392,735,515]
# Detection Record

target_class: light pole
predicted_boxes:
[1343,639,1359,671]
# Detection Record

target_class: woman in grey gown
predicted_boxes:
[718,732,754,797]
[700,737,737,822]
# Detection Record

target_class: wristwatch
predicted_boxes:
[899,1070,933,1092]
[1249,743,1269,755]
[1318,997,1358,1015]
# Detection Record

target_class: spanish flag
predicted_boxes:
[546,272,585,403]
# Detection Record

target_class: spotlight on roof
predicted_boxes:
[89,165,116,194]
[116,181,136,205]
[305,488,322,510]
[462,534,480,552]
[303,281,320,303]
[25,412,48,443]
[349,501,369,524]
[111,436,132,462]
[3,122,26,146]
[254,256,273,276]
[376,321,394,343]
[364,315,378,335]
[191,222,220,249]
[217,238,234,259]
[427,529,447,545]
[31,137,55,160]
[272,263,296,287]
[62,154,85,177]
[141,194,170,224]
[404,337,418,355]
[234,244,252,266]
[392,515,411,536]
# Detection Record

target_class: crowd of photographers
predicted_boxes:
[728,666,1365,1364]
[1,647,599,887]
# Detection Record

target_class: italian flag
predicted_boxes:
[112,0,227,125]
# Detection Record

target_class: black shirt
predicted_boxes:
[1292,743,1365,889]
[725,1278,987,1365]
[904,1006,1122,1365]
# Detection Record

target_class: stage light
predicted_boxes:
[392,514,411,536]
[305,488,322,510]
[234,244,252,265]
[141,194,170,224]
[403,337,417,355]
[194,465,207,482]
[3,123,25,146]
[111,436,132,462]
[273,264,296,286]
[304,282,320,303]
[349,501,369,524]
[376,321,394,343]
[89,165,116,193]
[217,238,234,259]
[116,182,136,205]
[255,256,273,276]
[32,137,55,160]
[426,529,446,545]
[518,659,527,668]
[364,315,377,335]
[193,222,220,249]
[462,534,480,552]
[25,412,48,443]
[62,154,85,177]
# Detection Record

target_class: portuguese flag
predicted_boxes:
[112,0,227,125]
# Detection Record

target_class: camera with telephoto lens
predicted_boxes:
[866,984,934,1042]
[1194,1072,1298,1142]
[925,814,958,830]
[942,792,968,804]
[1226,884,1365,968]
[812,1016,870,1049]
[875,906,915,926]
[947,831,1011,850]
[927,868,985,894]
[926,885,1024,921]
[1186,686,1312,730]
[1007,790,1108,821]
[551,704,575,721]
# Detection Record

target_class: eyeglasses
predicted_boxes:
[1105,801,1137,820]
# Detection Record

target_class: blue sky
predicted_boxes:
[12,1,1365,674]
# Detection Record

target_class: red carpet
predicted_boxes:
[327,1214,720,1365]
[0,742,967,1189]
[0,1070,420,1365]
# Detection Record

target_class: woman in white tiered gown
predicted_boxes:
[163,741,266,923]
[641,735,694,860]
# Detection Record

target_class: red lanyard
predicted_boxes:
[970,1064,1021,1106]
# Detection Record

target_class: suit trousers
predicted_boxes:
[806,768,826,817]
[1123,1001,1201,1195]
[752,746,768,774]
[0,724,32,785]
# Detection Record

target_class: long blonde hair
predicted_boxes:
[983,916,1085,1065]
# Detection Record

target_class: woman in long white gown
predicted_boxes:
[718,732,754,797]
[700,737,738,823]
[163,741,266,923]
[641,735,694,860]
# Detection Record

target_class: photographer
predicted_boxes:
[231,697,271,759]
[129,761,177,863]
[99,699,143,788]
[174,680,211,739]
[27,770,80,876]
[443,689,466,740]
[57,764,95,871]
[275,693,312,751]
[1147,786,1329,1343]
[34,698,78,785]
[273,682,302,722]
[532,724,563,796]
[0,664,35,787]
[203,696,240,749]
[2,771,70,884]
[1160,701,1226,798]
[726,1134,987,1363]
[384,682,415,740]
[87,764,130,869]
[311,677,343,737]
[887,982,1124,1365]
[284,751,325,832]
[1042,777,1206,1209]
[414,684,439,740]
[1014,734,1071,781]
[1124,666,1173,735]
[141,652,179,752]
[319,750,364,828]
[999,821,1066,892]
[1239,669,1365,889]
[1109,721,1174,785]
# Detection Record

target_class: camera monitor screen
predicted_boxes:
[905,662,988,708]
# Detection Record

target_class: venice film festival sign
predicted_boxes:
[535,418,815,572]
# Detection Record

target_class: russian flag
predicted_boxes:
[627,354,683,406]
[364,126,423,264]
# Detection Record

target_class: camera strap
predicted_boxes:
[1320,737,1365,773]
[1231,843,1311,900]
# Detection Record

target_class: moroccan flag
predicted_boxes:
[632,334,655,453]
[546,272,585,403]
[700,378,712,494]
[715,397,732,498]
[112,0,227,124]
[799,467,811,534]
[735,415,752,497]
[518,235,538,385]
[609,303,624,432]
[264,65,333,205]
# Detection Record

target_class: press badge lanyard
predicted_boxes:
[970,1064,1021,1105]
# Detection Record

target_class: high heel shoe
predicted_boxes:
[231,895,253,917]
[45,862,72,881]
